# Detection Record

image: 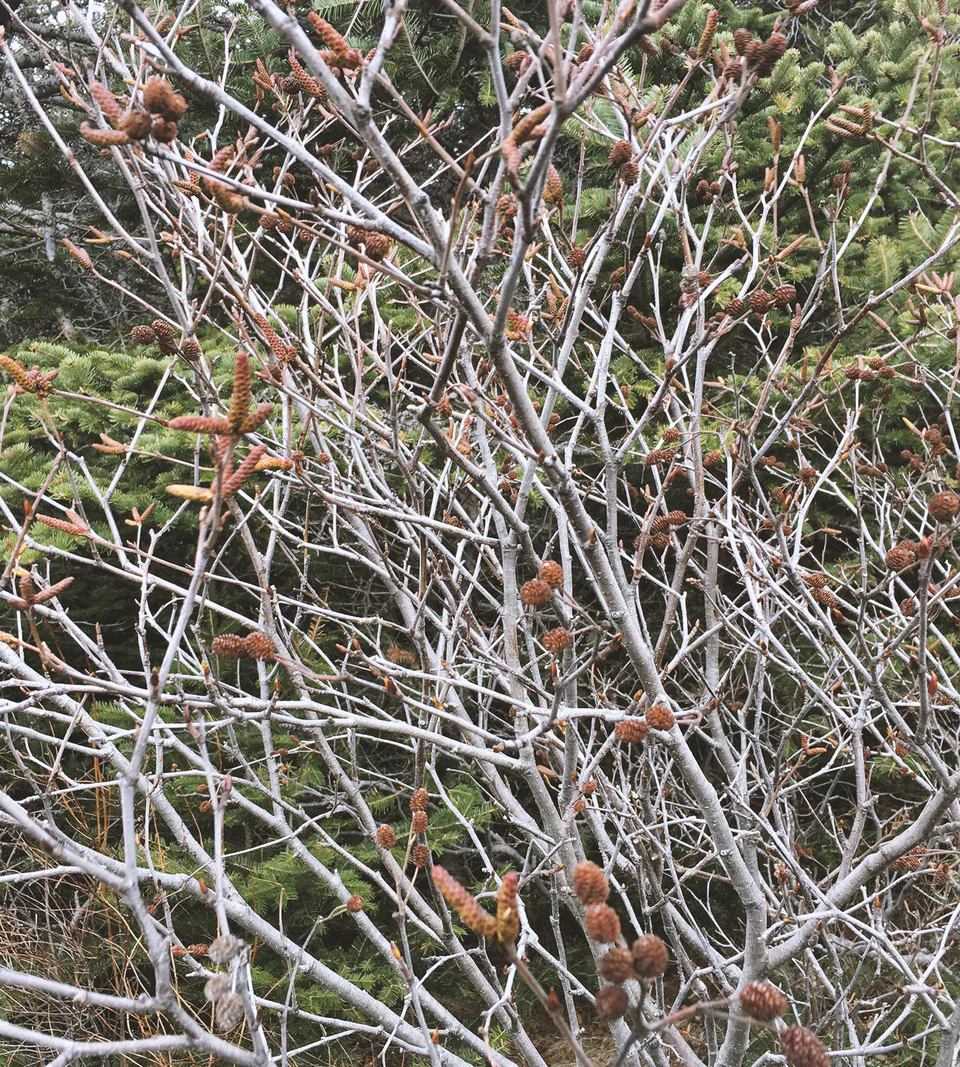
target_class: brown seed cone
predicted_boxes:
[704,449,724,466]
[432,866,498,938]
[608,139,632,166]
[572,861,609,905]
[181,338,203,363]
[732,27,753,55]
[119,109,152,140]
[131,325,156,344]
[595,985,629,1019]
[620,161,639,186]
[615,718,649,743]
[749,289,773,313]
[661,428,681,443]
[773,284,797,307]
[900,597,917,616]
[928,491,960,522]
[539,560,564,588]
[568,247,587,269]
[212,634,248,660]
[755,32,787,76]
[885,543,916,571]
[543,627,572,654]
[168,416,231,435]
[411,810,428,834]
[578,44,594,62]
[412,844,431,868]
[411,787,428,812]
[204,973,232,1002]
[725,298,745,316]
[631,934,669,977]
[520,579,553,606]
[644,448,678,466]
[150,118,178,144]
[18,574,36,606]
[276,75,303,94]
[496,871,520,942]
[215,991,245,1031]
[345,894,365,913]
[365,232,394,260]
[152,319,178,354]
[803,573,827,589]
[543,165,564,206]
[598,947,635,983]
[585,903,621,943]
[208,933,244,964]
[738,981,788,1020]
[143,76,187,122]
[812,587,838,609]
[779,1026,830,1067]
[645,704,675,731]
[666,510,687,526]
[376,824,396,849]
[243,633,276,661]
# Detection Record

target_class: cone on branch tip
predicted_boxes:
[645,704,675,731]
[595,985,629,1019]
[543,627,571,654]
[539,560,563,588]
[778,1026,830,1067]
[585,903,621,942]
[631,934,669,977]
[615,718,648,743]
[738,981,788,1020]
[520,579,553,606]
[598,947,634,982]
[572,861,609,905]
[928,491,960,522]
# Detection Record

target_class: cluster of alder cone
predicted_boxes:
[575,861,830,1067]
[431,859,830,1067]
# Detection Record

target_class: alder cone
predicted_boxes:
[779,1026,830,1067]
[749,289,773,313]
[812,587,838,609]
[568,246,587,269]
[725,298,745,316]
[345,894,365,913]
[645,704,675,731]
[412,844,431,868]
[666,510,687,526]
[539,559,564,588]
[572,861,609,905]
[620,161,639,186]
[597,946,634,983]
[631,934,669,977]
[364,232,393,260]
[411,787,428,812]
[608,139,632,166]
[244,633,276,661]
[130,324,155,344]
[585,904,621,943]
[928,491,960,522]
[215,991,245,1031]
[212,634,247,660]
[208,933,243,964]
[733,27,753,54]
[520,579,553,606]
[152,319,178,354]
[738,981,788,1020]
[885,543,916,571]
[375,824,396,849]
[411,810,428,834]
[594,985,629,1019]
[773,284,797,306]
[143,76,187,122]
[204,973,231,1002]
[119,109,152,140]
[543,627,572,654]
[615,718,648,743]
[900,597,917,616]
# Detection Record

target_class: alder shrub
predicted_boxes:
[2,0,960,1064]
